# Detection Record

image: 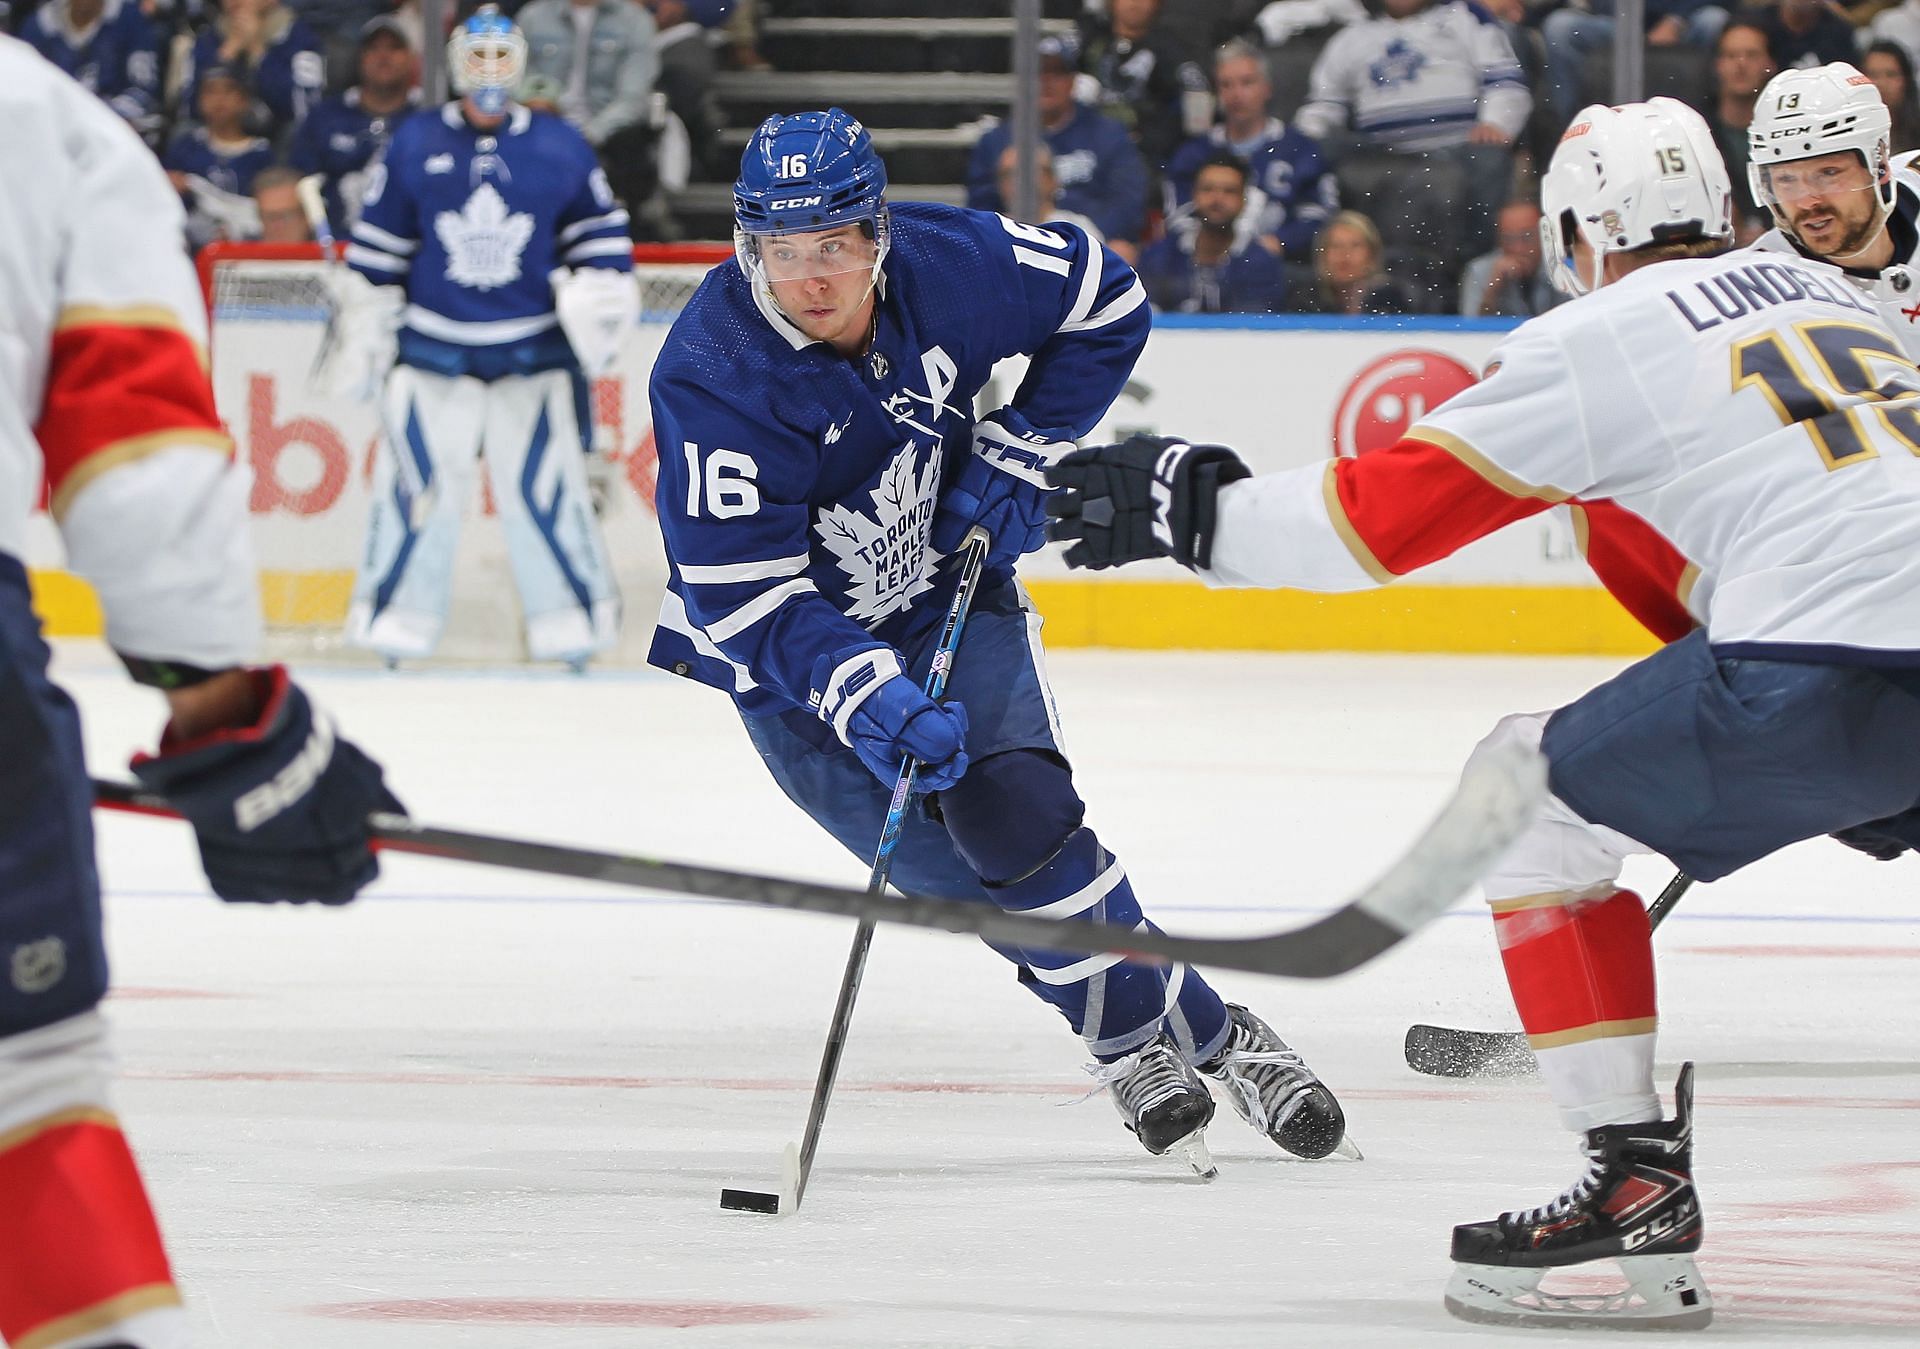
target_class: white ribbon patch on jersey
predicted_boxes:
[436,182,534,291]
[815,443,943,624]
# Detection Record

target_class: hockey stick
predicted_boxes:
[1401,872,1697,1079]
[93,730,1543,982]
[721,526,992,1217]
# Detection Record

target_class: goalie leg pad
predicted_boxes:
[479,369,620,663]
[0,1014,187,1349]
[346,366,485,659]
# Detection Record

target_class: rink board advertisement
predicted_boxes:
[26,306,1658,659]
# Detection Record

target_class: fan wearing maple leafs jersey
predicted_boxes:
[333,7,631,668]
[647,110,1351,1171]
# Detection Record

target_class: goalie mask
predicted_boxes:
[1747,64,1894,259]
[733,109,890,299]
[1541,97,1733,296]
[448,5,525,118]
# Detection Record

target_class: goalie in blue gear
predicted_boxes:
[648,109,1351,1172]
[328,5,630,669]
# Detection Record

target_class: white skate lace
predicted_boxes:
[1206,1018,1319,1135]
[1505,1142,1608,1228]
[1086,1041,1196,1119]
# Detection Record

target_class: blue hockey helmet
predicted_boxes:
[733,109,891,306]
[448,4,525,117]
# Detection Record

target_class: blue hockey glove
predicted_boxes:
[131,667,404,904]
[845,674,971,792]
[931,408,1076,571]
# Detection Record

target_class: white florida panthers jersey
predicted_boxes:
[1207,246,1920,663]
[0,37,258,667]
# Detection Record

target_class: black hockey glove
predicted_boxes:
[1045,435,1251,571]
[131,667,404,904]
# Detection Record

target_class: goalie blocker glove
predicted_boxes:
[1045,435,1250,571]
[131,667,404,904]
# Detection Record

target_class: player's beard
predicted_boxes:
[1793,189,1886,264]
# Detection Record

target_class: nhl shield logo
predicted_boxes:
[10,936,67,995]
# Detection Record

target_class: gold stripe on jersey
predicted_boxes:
[49,428,234,521]
[1677,562,1701,612]
[1408,424,1574,503]
[1320,461,1395,583]
[54,304,210,373]
[15,1284,183,1349]
[1528,1016,1659,1050]
[0,1105,118,1156]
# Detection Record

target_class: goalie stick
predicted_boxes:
[95,733,1543,979]
[1401,872,1696,1079]
[723,526,990,1217]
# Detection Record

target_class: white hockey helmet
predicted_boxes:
[1747,63,1894,235]
[1540,98,1733,296]
[448,5,526,118]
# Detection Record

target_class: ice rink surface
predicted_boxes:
[57,639,1920,1347]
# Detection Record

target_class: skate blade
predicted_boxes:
[1330,1134,1364,1161]
[1444,1255,1712,1331]
[1165,1128,1218,1181]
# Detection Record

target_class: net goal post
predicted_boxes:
[198,240,735,665]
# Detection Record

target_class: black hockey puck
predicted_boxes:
[719,1188,780,1214]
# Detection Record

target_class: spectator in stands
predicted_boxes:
[1745,0,1855,70]
[249,165,315,242]
[181,0,325,144]
[1706,19,1775,229]
[994,143,1104,239]
[1540,0,1730,122]
[1863,39,1920,152]
[1138,152,1290,313]
[1458,199,1560,317]
[967,34,1150,258]
[1164,38,1338,257]
[518,0,660,221]
[1294,209,1414,313]
[643,0,725,180]
[291,0,385,92]
[21,0,161,143]
[1074,0,1214,168]
[1868,2,1920,73]
[1295,0,1531,255]
[289,15,419,239]
[165,62,274,250]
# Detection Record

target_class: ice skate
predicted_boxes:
[1444,1062,1711,1331]
[1199,1003,1354,1160]
[1094,1033,1217,1179]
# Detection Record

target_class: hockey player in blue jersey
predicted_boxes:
[329,6,632,669]
[648,109,1350,1172]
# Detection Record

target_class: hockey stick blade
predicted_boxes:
[1402,1023,1536,1079]
[91,743,1543,980]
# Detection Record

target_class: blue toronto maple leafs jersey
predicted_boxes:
[347,102,632,364]
[290,88,420,237]
[646,202,1149,720]
[22,0,160,140]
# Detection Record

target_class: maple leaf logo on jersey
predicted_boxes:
[1368,39,1426,89]
[814,442,943,624]
[435,183,534,291]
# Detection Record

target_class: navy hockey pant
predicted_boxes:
[0,555,109,1038]
[745,578,1230,1063]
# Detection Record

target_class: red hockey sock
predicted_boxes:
[0,1108,179,1349]
[1492,887,1657,1045]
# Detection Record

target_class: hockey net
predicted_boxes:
[197,241,734,664]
